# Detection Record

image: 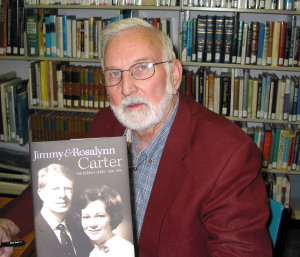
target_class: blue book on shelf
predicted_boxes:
[45,17,51,57]
[62,15,68,58]
[187,19,193,62]
[50,15,57,57]
[289,79,295,120]
[257,23,265,65]
[264,74,271,119]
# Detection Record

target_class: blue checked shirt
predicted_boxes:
[125,95,179,241]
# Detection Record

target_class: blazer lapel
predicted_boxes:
[139,93,192,256]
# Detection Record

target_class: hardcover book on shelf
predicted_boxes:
[26,10,39,57]
[30,136,135,257]
[196,15,206,63]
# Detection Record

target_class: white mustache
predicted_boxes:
[121,95,150,108]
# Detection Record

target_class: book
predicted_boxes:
[278,21,287,66]
[50,15,57,57]
[17,88,31,146]
[26,12,39,57]
[257,23,265,65]
[30,136,135,257]
[288,16,297,66]
[219,72,231,116]
[205,15,215,63]
[266,21,274,66]
[231,12,240,64]
[224,16,234,64]
[214,15,225,63]
[196,15,206,62]
[271,21,281,67]
[236,20,244,64]
[262,22,270,66]
[250,21,259,65]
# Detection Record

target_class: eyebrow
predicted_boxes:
[105,58,153,70]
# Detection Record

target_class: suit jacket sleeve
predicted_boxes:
[0,185,34,237]
[202,138,271,256]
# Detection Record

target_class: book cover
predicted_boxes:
[257,23,265,65]
[288,15,297,66]
[30,136,135,257]
[196,15,206,62]
[214,15,225,63]
[271,21,280,67]
[278,21,287,66]
[26,13,39,57]
[17,88,31,146]
[236,20,244,64]
[250,21,259,65]
[45,17,51,57]
[220,72,231,116]
[242,69,250,118]
[240,22,248,65]
[266,21,274,66]
[50,15,57,57]
[204,15,215,63]
[262,22,270,66]
[244,23,252,65]
[231,12,239,64]
[223,16,234,64]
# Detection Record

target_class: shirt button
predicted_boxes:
[148,159,152,163]
[133,167,138,171]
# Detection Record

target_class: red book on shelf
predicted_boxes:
[278,21,287,67]
[267,21,274,66]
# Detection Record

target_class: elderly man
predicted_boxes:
[1,18,272,257]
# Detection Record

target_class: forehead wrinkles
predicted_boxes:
[104,28,164,67]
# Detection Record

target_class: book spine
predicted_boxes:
[271,21,281,66]
[250,21,259,65]
[45,17,51,57]
[56,16,63,58]
[26,14,39,57]
[231,12,239,64]
[240,22,248,65]
[278,21,287,67]
[236,20,244,64]
[288,16,297,66]
[205,15,215,63]
[50,15,57,57]
[196,15,206,62]
[242,69,250,118]
[257,23,265,65]
[267,21,274,66]
[214,15,225,63]
[62,16,68,58]
[262,23,270,66]
[224,16,234,64]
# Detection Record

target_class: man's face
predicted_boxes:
[38,173,73,216]
[104,28,177,131]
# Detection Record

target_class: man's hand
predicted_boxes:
[0,219,20,257]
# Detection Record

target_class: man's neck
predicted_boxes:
[41,206,66,225]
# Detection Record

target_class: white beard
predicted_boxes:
[110,79,174,131]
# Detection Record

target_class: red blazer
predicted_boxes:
[1,93,272,256]
[88,92,272,257]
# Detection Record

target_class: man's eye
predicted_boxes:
[138,64,149,71]
[111,71,121,77]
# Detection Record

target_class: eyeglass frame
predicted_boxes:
[101,60,172,87]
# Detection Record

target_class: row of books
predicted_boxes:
[182,0,297,9]
[0,0,25,56]
[0,72,31,146]
[28,61,111,109]
[181,13,300,67]
[236,122,300,171]
[263,173,291,208]
[181,68,300,122]
[26,9,171,58]
[26,0,177,6]
[30,110,95,142]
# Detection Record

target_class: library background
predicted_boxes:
[0,0,300,255]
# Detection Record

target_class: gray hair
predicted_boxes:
[101,17,176,69]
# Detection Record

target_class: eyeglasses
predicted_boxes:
[102,61,172,87]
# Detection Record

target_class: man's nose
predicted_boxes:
[121,71,137,96]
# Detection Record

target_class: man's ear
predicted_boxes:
[170,59,183,94]
[37,188,45,202]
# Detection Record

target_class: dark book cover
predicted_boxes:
[224,16,234,64]
[30,137,135,257]
[196,15,206,62]
[288,15,297,66]
[231,12,240,64]
[26,11,39,57]
[283,23,291,67]
[219,72,231,116]
[214,15,225,63]
[278,21,287,66]
[204,15,216,63]
[0,0,7,56]
[250,21,260,65]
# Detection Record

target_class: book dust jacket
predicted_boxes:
[30,136,135,257]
